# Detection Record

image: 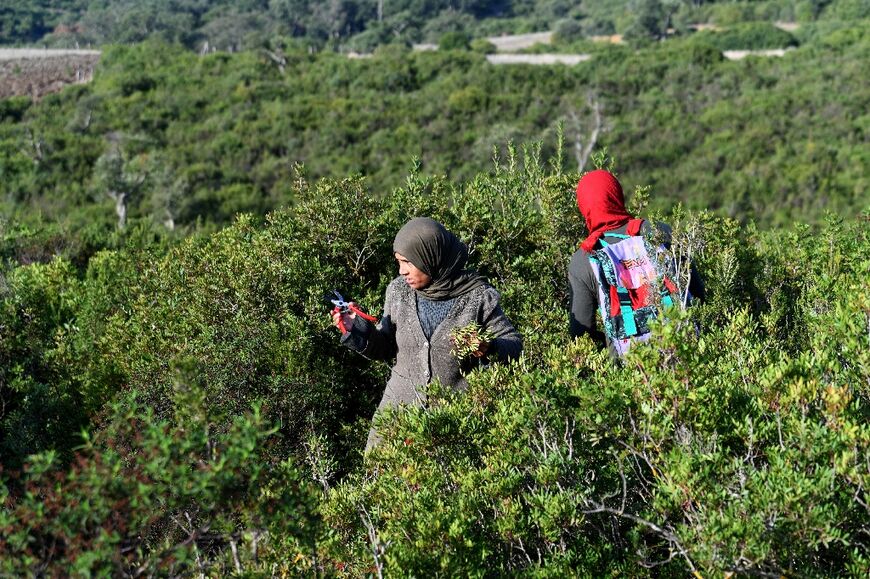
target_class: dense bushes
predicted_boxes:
[691,21,800,50]
[1,146,868,573]
[324,320,869,575]
[2,7,868,574]
[0,233,154,461]
[322,208,870,576]
[3,1,864,48]
[0,387,321,576]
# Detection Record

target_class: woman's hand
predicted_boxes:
[471,340,489,358]
[332,307,357,334]
[450,323,495,360]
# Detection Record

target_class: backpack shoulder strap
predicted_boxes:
[599,232,630,248]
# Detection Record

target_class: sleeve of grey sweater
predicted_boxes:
[340,287,398,361]
[480,287,523,362]
[568,249,606,346]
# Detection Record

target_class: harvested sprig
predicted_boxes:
[449,323,495,360]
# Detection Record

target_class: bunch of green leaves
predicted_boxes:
[449,322,497,360]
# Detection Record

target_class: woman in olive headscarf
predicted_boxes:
[333,217,522,450]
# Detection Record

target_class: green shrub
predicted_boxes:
[0,384,321,576]
[692,21,799,50]
[325,279,869,575]
[319,176,870,577]
[0,258,86,467]
[469,37,497,54]
[0,218,171,467]
[1,148,868,574]
[823,0,870,19]
[554,18,584,44]
[439,30,472,51]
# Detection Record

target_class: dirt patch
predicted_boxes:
[723,48,792,60]
[589,34,624,44]
[0,50,101,100]
[486,54,591,65]
[486,32,553,52]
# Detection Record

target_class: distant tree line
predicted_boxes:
[1,0,867,49]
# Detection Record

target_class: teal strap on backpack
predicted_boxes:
[599,233,631,247]
[618,286,638,335]
[661,288,674,307]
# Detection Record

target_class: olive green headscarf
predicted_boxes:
[393,217,486,301]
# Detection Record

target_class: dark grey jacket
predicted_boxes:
[342,276,522,449]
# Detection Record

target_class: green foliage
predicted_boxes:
[0,384,322,576]
[1,12,869,570]
[324,213,870,574]
[553,18,584,43]
[469,37,497,53]
[439,30,473,51]
[1,149,868,573]
[0,232,169,468]
[823,0,870,18]
[449,322,497,359]
[623,0,672,44]
[691,21,800,50]
[0,258,86,467]
[2,29,867,235]
[96,187,388,462]
[0,96,31,123]
[2,1,865,49]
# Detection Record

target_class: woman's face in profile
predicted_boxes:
[395,253,432,290]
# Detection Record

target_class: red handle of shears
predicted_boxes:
[348,303,377,322]
[333,302,377,334]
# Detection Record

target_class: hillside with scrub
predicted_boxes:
[2,20,867,238]
[1,5,869,578]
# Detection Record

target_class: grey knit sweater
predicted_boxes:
[341,276,523,449]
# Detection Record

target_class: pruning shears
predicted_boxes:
[330,290,377,333]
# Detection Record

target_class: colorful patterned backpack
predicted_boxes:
[587,228,684,356]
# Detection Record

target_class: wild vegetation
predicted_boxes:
[1,20,867,240]
[1,3,868,576]
[1,145,868,574]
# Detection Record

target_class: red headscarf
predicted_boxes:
[576,170,644,253]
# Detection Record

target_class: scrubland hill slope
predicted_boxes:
[2,23,867,238]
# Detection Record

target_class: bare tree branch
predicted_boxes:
[568,93,604,172]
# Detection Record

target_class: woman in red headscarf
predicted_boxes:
[568,170,705,352]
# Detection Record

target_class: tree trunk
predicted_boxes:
[109,190,127,230]
[570,94,603,173]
